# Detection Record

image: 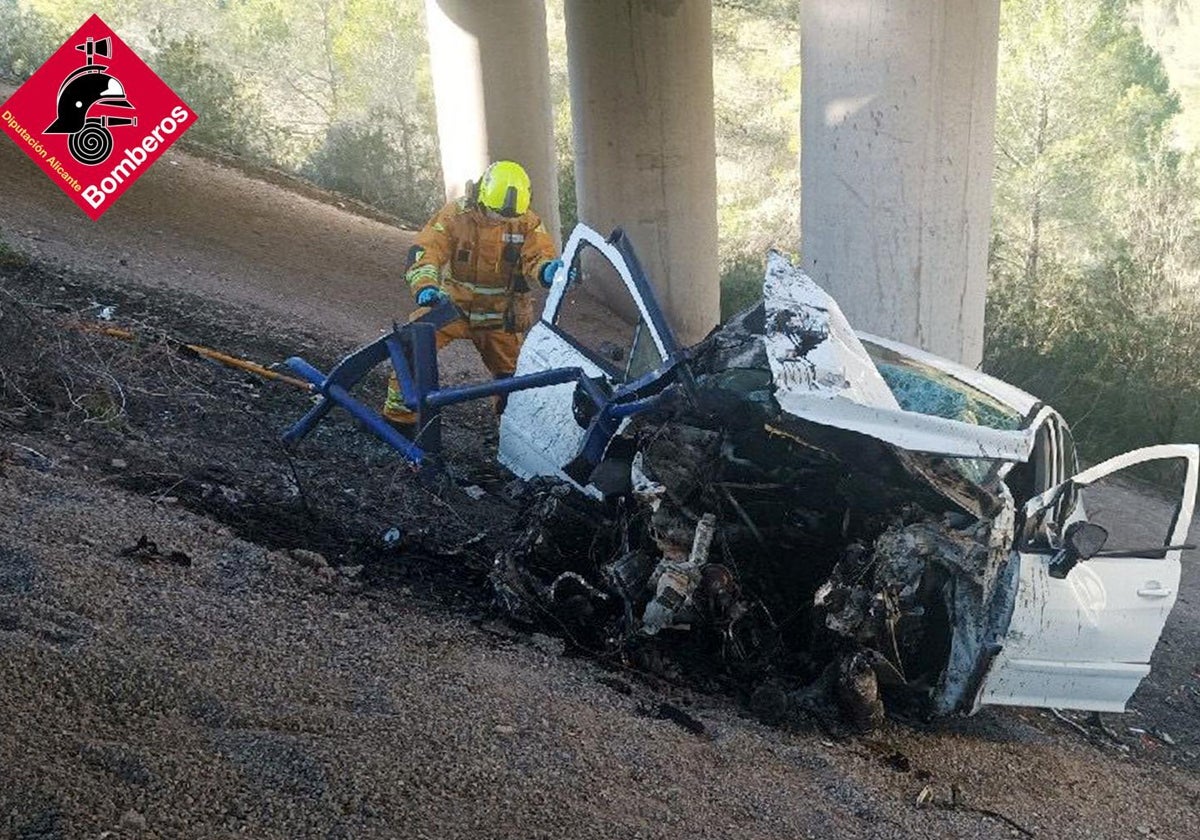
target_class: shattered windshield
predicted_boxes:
[946,456,998,485]
[861,341,1022,431]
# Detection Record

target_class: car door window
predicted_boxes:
[626,320,663,381]
[1051,421,1081,522]
[552,242,664,383]
[1075,456,1190,558]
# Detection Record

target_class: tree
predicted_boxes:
[992,0,1179,287]
[986,0,1200,461]
[709,0,801,318]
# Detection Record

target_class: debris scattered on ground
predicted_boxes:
[118,535,191,567]
[288,548,328,569]
[6,159,1200,838]
[1048,708,1136,753]
[1153,728,1176,746]
[644,702,707,737]
[915,784,1036,838]
[8,443,53,472]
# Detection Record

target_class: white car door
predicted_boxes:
[498,225,676,486]
[978,444,1199,712]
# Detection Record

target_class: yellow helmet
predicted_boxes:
[477,160,531,218]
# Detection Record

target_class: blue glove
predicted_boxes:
[415,287,448,307]
[539,259,563,288]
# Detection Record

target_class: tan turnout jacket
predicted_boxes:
[405,196,557,330]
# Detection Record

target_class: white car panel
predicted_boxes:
[978,444,1199,711]
[498,324,606,484]
[499,224,670,490]
[762,256,1042,460]
[763,252,900,410]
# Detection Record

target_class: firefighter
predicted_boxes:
[384,160,562,432]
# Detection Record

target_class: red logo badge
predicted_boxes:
[0,15,195,220]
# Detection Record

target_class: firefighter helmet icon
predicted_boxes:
[44,35,137,166]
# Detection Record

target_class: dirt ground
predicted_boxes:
[3,139,1200,839]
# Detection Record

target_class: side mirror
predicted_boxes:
[1048,521,1109,579]
[1067,521,1108,560]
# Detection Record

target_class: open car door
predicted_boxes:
[498,225,679,487]
[978,444,1200,712]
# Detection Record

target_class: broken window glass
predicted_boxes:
[862,340,1022,431]
[552,242,664,382]
[945,456,996,485]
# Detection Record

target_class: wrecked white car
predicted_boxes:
[494,224,1199,722]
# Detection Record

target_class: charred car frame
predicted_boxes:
[287,225,1198,723]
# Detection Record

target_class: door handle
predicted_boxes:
[1137,586,1173,598]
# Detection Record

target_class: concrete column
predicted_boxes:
[564,0,720,346]
[799,0,1001,366]
[424,0,561,245]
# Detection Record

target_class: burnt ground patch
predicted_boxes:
[0,258,514,609]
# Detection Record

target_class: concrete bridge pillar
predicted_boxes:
[424,0,561,245]
[799,0,1002,366]
[564,0,720,346]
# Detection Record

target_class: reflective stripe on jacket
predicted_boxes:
[405,197,557,328]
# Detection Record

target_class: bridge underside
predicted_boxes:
[424,0,1000,365]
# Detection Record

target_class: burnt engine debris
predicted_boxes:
[493,301,1016,729]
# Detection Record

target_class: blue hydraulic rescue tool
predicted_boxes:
[281,228,693,479]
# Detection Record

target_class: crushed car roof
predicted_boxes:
[761,251,1043,462]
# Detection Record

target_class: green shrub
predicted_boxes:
[557,157,577,239]
[301,115,441,226]
[0,237,29,270]
[985,250,1200,465]
[719,252,765,321]
[0,3,64,81]
[148,36,269,159]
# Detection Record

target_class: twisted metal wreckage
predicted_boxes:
[286,225,1198,727]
